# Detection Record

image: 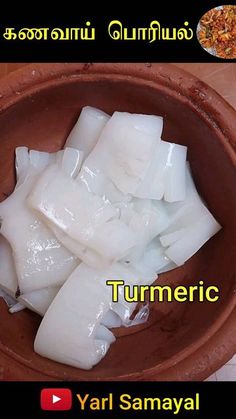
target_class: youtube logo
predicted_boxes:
[40,388,72,411]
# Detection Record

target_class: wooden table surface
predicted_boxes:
[0,63,235,110]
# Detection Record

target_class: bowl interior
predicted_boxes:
[0,69,236,380]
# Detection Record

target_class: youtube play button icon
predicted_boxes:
[40,388,72,410]
[52,394,61,404]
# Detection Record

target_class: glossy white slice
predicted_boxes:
[79,111,163,198]
[65,106,110,158]
[0,235,18,296]
[134,140,187,202]
[0,235,60,315]
[0,148,78,293]
[28,164,136,266]
[19,286,59,316]
[34,263,114,370]
[34,261,154,369]
[160,164,221,265]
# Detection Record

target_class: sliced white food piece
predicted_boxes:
[95,324,116,344]
[0,204,77,294]
[162,163,201,227]
[9,302,26,313]
[48,224,108,269]
[103,262,155,324]
[115,201,135,224]
[102,309,122,328]
[158,262,177,274]
[79,167,129,203]
[134,140,187,202]
[15,146,30,184]
[0,288,18,309]
[65,106,110,159]
[104,112,163,194]
[164,142,187,202]
[20,286,59,316]
[0,235,60,315]
[34,263,114,370]
[28,164,136,266]
[79,111,163,199]
[160,164,221,266]
[126,237,176,275]
[160,229,188,247]
[164,211,221,266]
[0,235,18,296]
[134,141,169,200]
[127,199,170,262]
[29,149,55,170]
[124,303,150,327]
[0,149,78,293]
[140,239,176,273]
[34,261,152,369]
[56,147,84,178]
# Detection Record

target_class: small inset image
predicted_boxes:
[197,5,236,59]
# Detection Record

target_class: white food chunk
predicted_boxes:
[135,238,176,274]
[160,164,221,265]
[34,261,154,369]
[164,142,187,202]
[127,199,170,261]
[56,147,84,178]
[0,148,78,293]
[28,163,136,267]
[20,286,59,316]
[0,235,60,315]
[47,223,108,269]
[8,302,26,313]
[65,106,110,159]
[95,325,116,344]
[164,210,221,265]
[134,140,187,202]
[102,309,122,328]
[34,263,114,370]
[15,146,30,184]
[0,235,18,296]
[79,111,163,198]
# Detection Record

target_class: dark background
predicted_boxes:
[0,1,236,62]
[0,381,234,417]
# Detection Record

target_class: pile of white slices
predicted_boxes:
[0,106,221,370]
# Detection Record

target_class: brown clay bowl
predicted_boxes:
[0,63,236,381]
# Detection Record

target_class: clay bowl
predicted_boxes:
[0,63,236,381]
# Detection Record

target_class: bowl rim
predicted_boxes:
[0,62,235,381]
